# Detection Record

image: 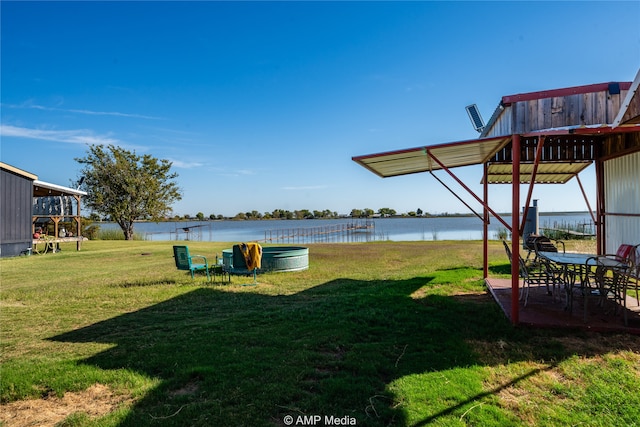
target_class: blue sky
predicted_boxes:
[2,1,639,217]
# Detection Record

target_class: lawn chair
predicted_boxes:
[223,243,262,286]
[173,245,211,281]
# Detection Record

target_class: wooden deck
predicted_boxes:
[485,278,640,334]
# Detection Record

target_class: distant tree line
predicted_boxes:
[87,207,476,223]
[74,144,472,240]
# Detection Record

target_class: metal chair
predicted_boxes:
[533,236,573,301]
[585,255,634,326]
[223,243,262,286]
[173,245,211,281]
[502,240,551,306]
[614,244,639,305]
[630,244,640,305]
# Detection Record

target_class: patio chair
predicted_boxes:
[613,244,640,306]
[223,243,262,286]
[502,240,551,306]
[173,245,211,281]
[532,236,565,257]
[585,244,639,309]
[585,255,634,326]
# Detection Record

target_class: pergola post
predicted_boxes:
[74,195,82,250]
[595,157,606,255]
[483,162,489,279]
[511,134,521,324]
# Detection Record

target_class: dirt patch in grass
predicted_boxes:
[169,380,200,397]
[0,384,132,427]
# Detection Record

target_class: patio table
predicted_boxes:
[537,251,628,322]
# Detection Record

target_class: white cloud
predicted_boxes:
[167,158,204,169]
[0,124,120,145]
[2,102,162,120]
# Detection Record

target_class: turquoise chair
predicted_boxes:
[173,245,210,280]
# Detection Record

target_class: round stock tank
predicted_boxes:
[222,246,309,273]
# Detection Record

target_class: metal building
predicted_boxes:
[1,162,87,258]
[0,163,37,257]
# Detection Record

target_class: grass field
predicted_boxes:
[1,240,639,426]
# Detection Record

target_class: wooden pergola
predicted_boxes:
[32,180,87,251]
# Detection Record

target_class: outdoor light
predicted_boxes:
[465,104,485,133]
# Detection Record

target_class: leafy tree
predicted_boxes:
[378,207,396,217]
[296,209,313,219]
[196,212,205,221]
[76,144,182,240]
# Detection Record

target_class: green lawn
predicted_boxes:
[1,240,639,426]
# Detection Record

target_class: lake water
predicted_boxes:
[94,212,594,243]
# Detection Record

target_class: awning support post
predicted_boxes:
[426,150,512,231]
[520,136,545,234]
[511,134,521,324]
[483,162,489,279]
[428,171,483,221]
[576,173,597,227]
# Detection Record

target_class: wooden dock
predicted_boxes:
[261,220,375,244]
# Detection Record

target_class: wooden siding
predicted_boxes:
[490,136,598,163]
[0,168,34,257]
[485,87,630,137]
[601,129,640,158]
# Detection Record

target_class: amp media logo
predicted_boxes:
[283,414,357,426]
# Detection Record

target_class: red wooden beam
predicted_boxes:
[520,136,545,235]
[576,174,597,227]
[502,82,632,105]
[426,150,512,231]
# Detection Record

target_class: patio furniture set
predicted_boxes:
[505,237,640,326]
[172,244,261,284]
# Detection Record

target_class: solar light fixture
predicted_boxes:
[465,104,485,133]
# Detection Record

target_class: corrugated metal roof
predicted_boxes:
[353,135,598,184]
[33,180,87,197]
[352,136,511,178]
[485,162,591,184]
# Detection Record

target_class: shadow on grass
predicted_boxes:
[48,271,631,426]
[488,262,511,276]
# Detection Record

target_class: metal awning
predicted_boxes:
[352,136,511,178]
[353,124,640,182]
[485,161,592,184]
[33,180,87,197]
